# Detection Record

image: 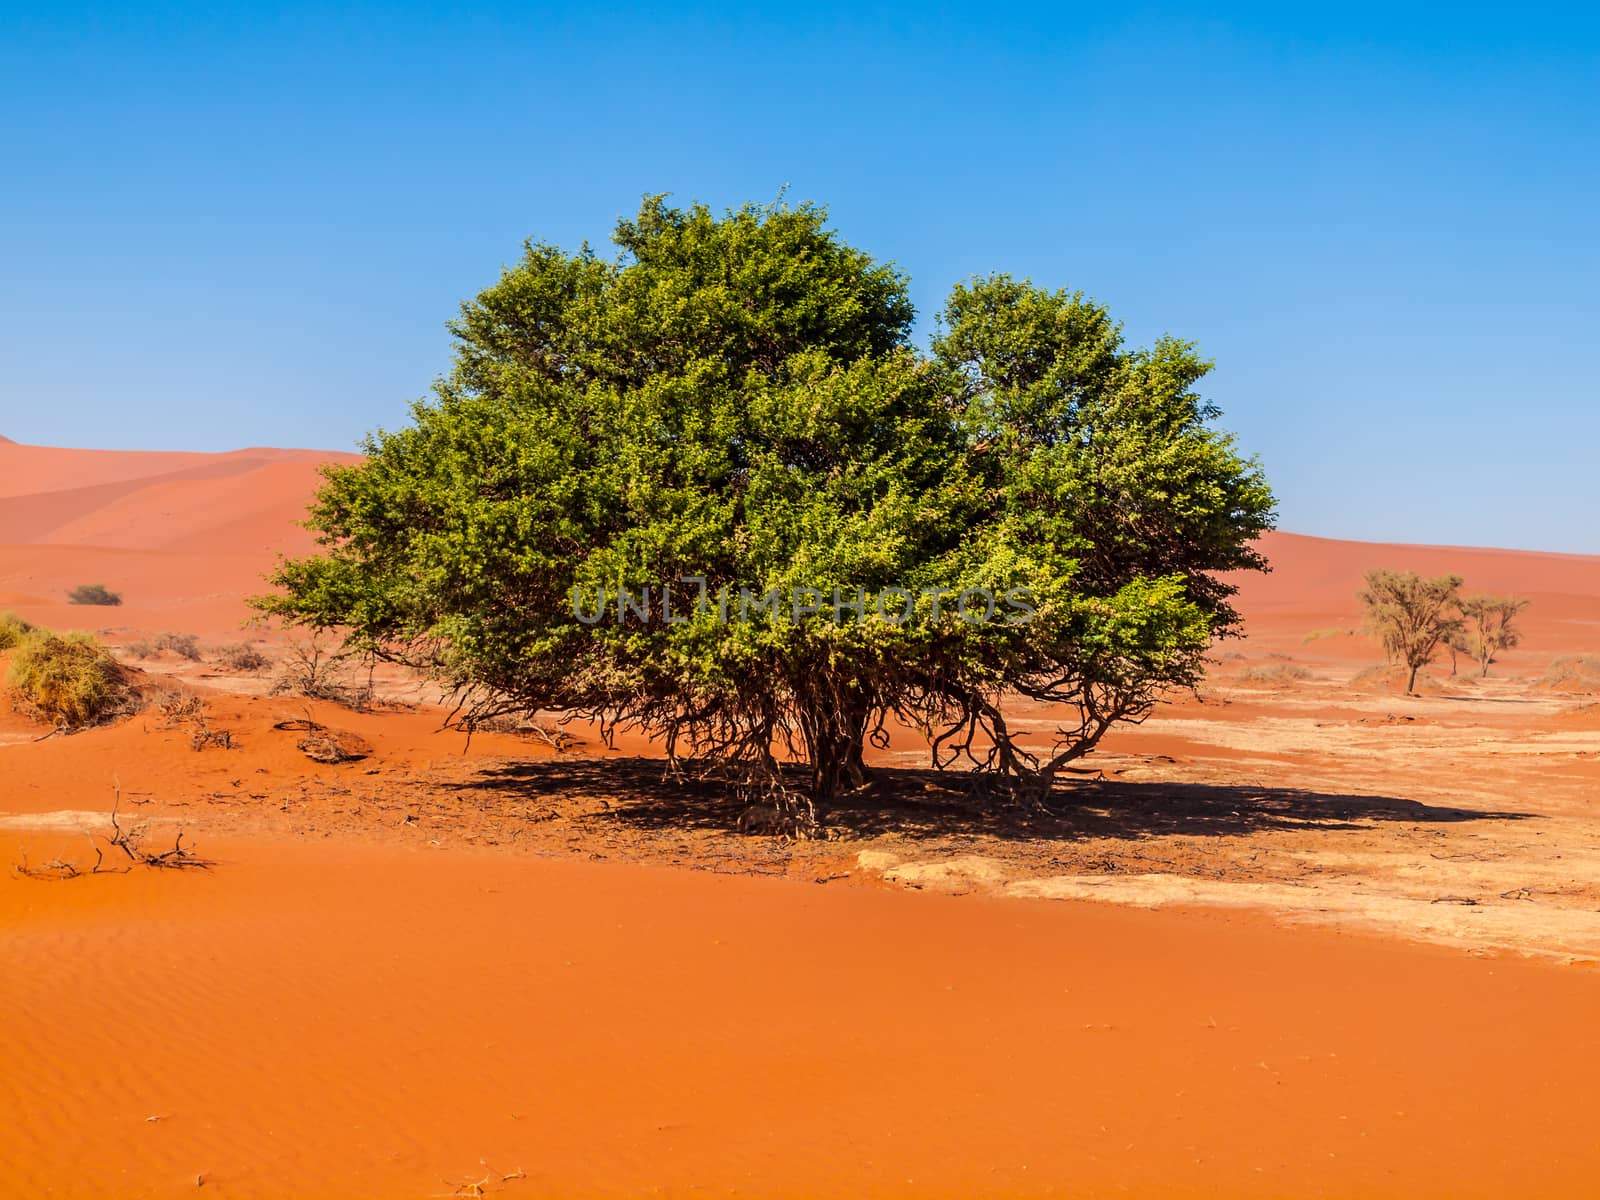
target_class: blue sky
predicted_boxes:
[1,3,1596,550]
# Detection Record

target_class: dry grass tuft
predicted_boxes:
[214,641,271,672]
[7,630,133,728]
[1237,662,1313,684]
[0,611,34,650]
[126,631,203,661]
[67,582,122,607]
[1538,655,1600,693]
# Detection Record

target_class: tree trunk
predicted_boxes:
[1406,663,1419,694]
[797,696,870,810]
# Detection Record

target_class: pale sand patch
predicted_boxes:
[0,809,122,831]
[857,849,1600,963]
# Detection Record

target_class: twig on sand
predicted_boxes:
[434,1160,527,1197]
[107,784,213,870]
[11,784,213,879]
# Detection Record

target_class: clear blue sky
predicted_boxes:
[2,3,1596,551]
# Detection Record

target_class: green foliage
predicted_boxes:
[67,583,122,607]
[1358,569,1463,694]
[7,630,131,728]
[259,196,1275,814]
[0,611,33,650]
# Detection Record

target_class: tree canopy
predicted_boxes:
[1358,569,1464,693]
[1459,593,1529,677]
[259,196,1274,825]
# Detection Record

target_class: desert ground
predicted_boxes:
[2,437,1598,1198]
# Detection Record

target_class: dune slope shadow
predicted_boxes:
[451,756,1535,843]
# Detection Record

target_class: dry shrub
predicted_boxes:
[156,632,202,660]
[1301,627,1355,644]
[270,631,374,709]
[0,611,33,650]
[13,790,211,878]
[1349,664,1412,692]
[1237,662,1312,684]
[474,711,581,751]
[1538,655,1600,693]
[67,583,122,607]
[1348,664,1473,695]
[127,631,202,661]
[154,688,234,750]
[214,641,271,672]
[7,630,132,728]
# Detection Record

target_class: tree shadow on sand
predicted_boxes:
[449,756,1535,843]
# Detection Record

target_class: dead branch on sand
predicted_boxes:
[433,1160,527,1197]
[153,689,235,750]
[272,716,373,763]
[11,785,213,879]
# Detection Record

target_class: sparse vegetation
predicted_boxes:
[1358,573,1535,690]
[127,631,203,661]
[1238,662,1312,683]
[475,711,582,751]
[270,630,375,709]
[1538,655,1600,693]
[0,611,33,650]
[214,641,271,672]
[154,689,235,750]
[1459,594,1529,677]
[67,582,122,607]
[1349,663,1476,694]
[12,788,211,878]
[1358,570,1463,694]
[6,630,132,728]
[1301,627,1354,645]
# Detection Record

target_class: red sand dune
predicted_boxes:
[0,441,360,636]
[1235,531,1600,662]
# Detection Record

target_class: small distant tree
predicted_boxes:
[1459,594,1529,677]
[1358,569,1462,694]
[68,583,122,607]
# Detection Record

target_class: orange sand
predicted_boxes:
[4,836,1598,1199]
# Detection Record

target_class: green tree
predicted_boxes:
[1358,569,1463,693]
[920,275,1274,790]
[1459,593,1529,677]
[258,197,1273,823]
